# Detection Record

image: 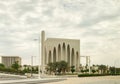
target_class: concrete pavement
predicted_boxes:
[0,73,66,84]
[0,78,66,84]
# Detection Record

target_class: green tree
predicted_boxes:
[0,63,5,71]
[11,61,20,71]
[59,61,68,74]
[109,67,115,74]
[71,66,75,73]
[47,61,68,75]
[92,70,96,74]
[98,65,107,74]
[23,65,27,69]
[81,70,84,73]
[0,63,5,68]
[26,67,31,73]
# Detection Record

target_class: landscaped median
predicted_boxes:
[78,74,120,77]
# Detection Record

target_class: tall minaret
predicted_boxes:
[41,30,45,74]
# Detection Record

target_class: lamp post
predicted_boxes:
[34,36,41,79]
[31,56,36,77]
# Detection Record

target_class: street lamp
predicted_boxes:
[31,56,36,77]
[34,36,41,79]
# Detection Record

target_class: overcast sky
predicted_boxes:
[0,0,120,67]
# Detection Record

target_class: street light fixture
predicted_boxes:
[34,36,41,79]
[31,56,36,77]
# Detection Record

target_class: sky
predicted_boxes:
[0,0,120,67]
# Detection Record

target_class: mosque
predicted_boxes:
[41,31,80,71]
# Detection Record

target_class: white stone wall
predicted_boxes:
[43,38,80,71]
[41,31,80,72]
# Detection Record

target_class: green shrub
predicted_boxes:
[78,74,111,77]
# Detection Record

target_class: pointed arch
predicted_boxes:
[53,47,56,62]
[48,51,52,63]
[76,51,79,67]
[71,48,75,66]
[58,44,61,61]
[62,43,66,61]
[44,47,47,64]
[67,45,70,66]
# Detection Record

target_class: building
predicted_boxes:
[41,31,80,72]
[0,56,21,68]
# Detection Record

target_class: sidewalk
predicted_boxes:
[0,73,26,78]
[0,78,66,84]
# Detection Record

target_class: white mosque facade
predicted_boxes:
[41,31,80,71]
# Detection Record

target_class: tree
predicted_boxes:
[109,67,115,74]
[81,70,84,73]
[47,61,68,75]
[84,69,89,73]
[0,63,5,68]
[23,65,27,69]
[98,65,107,74]
[0,63,5,71]
[11,61,20,71]
[59,61,68,74]
[26,67,31,73]
[71,66,75,73]
[35,67,38,72]
[92,70,96,74]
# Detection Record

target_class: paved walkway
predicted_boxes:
[0,78,66,84]
[0,73,26,80]
[0,73,66,84]
[44,76,120,84]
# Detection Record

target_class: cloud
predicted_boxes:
[0,0,120,66]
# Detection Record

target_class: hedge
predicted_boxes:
[78,74,120,77]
